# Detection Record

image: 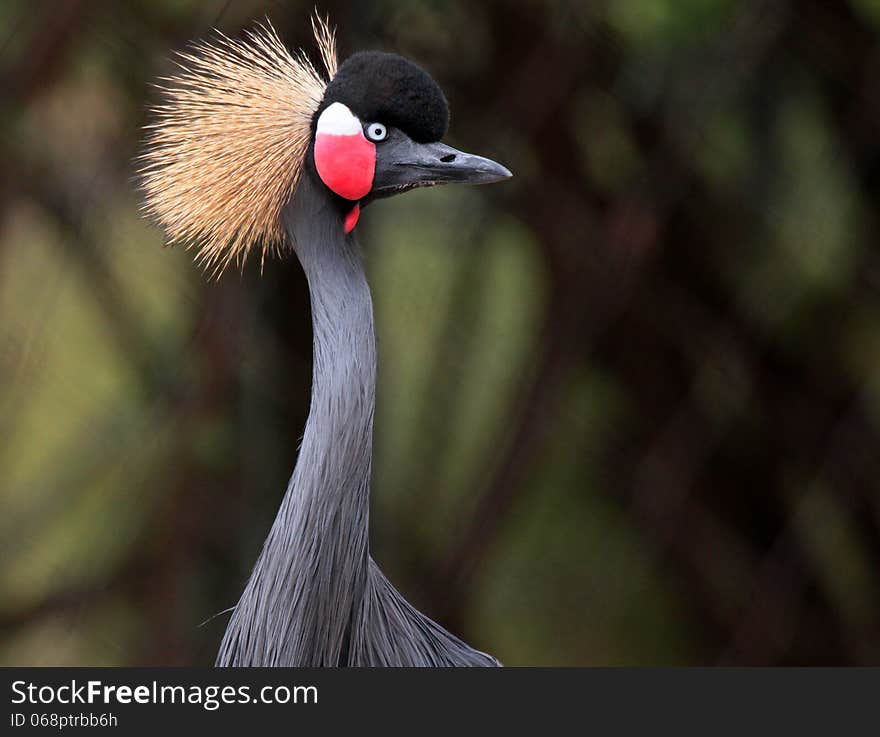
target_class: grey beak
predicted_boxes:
[369,132,512,201]
[400,141,513,185]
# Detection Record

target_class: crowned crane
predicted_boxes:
[140,18,510,666]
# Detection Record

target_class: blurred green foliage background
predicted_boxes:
[2,0,880,666]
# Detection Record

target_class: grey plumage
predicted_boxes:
[138,20,510,667]
[217,170,499,667]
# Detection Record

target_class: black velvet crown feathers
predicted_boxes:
[318,51,449,143]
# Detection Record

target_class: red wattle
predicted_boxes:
[344,203,361,234]
[314,132,375,200]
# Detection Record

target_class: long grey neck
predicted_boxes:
[281,173,376,661]
[284,173,376,539]
[221,173,376,666]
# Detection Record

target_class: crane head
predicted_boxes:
[311,52,511,232]
[139,17,510,273]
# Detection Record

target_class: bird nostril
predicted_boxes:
[439,153,456,163]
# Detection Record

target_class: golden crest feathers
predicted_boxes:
[139,16,337,275]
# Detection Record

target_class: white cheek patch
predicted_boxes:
[316,102,363,136]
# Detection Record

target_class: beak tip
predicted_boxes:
[483,161,512,184]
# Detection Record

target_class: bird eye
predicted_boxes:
[365,122,387,142]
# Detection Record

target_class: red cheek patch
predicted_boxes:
[314,132,375,201]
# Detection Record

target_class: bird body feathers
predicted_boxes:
[216,172,498,666]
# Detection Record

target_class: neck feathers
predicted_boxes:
[217,173,376,666]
